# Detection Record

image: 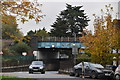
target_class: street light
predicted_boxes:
[22,52,27,69]
[52,44,55,48]
[0,51,3,56]
[22,52,27,56]
[33,51,38,60]
[72,44,78,65]
[0,51,3,55]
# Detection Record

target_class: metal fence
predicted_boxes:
[37,37,80,42]
[2,56,35,67]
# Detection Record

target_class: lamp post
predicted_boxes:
[72,31,77,65]
[0,51,3,55]
[0,51,3,57]
[33,51,37,60]
[22,52,27,71]
[0,51,3,73]
[72,44,78,65]
[22,52,27,66]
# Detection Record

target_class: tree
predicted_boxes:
[2,15,23,39]
[27,30,35,37]
[35,28,49,37]
[24,28,49,45]
[25,27,49,38]
[10,42,31,55]
[1,0,44,24]
[80,4,120,65]
[50,18,70,37]
[50,4,89,37]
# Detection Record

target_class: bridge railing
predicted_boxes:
[37,37,80,42]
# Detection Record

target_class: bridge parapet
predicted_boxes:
[37,37,80,42]
[30,36,81,50]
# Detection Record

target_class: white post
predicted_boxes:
[0,51,3,55]
[37,51,40,60]
[118,56,120,65]
[113,57,117,66]
[33,51,39,60]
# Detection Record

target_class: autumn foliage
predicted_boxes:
[1,0,45,24]
[80,4,120,65]
[1,0,45,43]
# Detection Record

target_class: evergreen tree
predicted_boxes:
[35,28,49,37]
[50,4,89,37]
[27,30,35,37]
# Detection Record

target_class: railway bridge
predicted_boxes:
[30,36,85,70]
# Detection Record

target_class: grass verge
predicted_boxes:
[0,76,38,80]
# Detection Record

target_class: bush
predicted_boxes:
[76,53,91,64]
[10,42,31,55]
[76,58,91,64]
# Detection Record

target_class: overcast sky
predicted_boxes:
[18,0,119,35]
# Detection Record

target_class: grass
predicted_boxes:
[0,76,38,80]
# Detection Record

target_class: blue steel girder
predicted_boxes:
[38,42,85,49]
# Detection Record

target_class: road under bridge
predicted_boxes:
[30,37,85,70]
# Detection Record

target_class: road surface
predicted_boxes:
[1,71,104,80]
[2,71,76,78]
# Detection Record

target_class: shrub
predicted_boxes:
[10,42,31,55]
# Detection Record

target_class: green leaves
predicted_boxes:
[35,28,49,37]
[50,4,90,37]
[10,42,31,55]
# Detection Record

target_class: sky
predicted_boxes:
[17,0,119,36]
